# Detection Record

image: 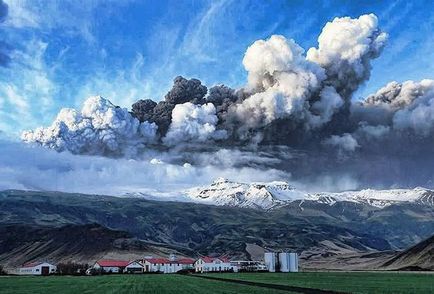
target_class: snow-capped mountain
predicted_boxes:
[184,178,434,210]
[184,177,305,209]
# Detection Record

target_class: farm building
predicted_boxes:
[19,262,56,275]
[140,257,195,273]
[93,260,129,273]
[230,260,267,272]
[264,252,299,272]
[194,256,237,273]
[124,261,144,273]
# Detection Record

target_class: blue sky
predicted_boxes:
[0,0,433,136]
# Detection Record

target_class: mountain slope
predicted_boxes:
[0,223,184,269]
[0,190,393,264]
[382,235,434,270]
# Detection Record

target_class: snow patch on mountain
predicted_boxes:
[184,178,434,209]
[184,177,307,209]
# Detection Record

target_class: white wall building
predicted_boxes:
[230,260,266,272]
[140,257,195,273]
[194,257,236,273]
[19,262,56,275]
[124,261,144,273]
[93,260,129,273]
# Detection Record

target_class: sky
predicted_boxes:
[1,0,434,136]
[1,0,434,195]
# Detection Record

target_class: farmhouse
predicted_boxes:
[140,257,195,273]
[93,260,129,273]
[194,256,237,273]
[19,262,56,275]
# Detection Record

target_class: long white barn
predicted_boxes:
[140,257,195,273]
[19,262,57,275]
[194,256,237,273]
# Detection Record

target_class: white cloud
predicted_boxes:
[22,96,158,156]
[0,139,287,196]
[163,102,227,145]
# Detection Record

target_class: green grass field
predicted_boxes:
[0,274,292,294]
[206,272,434,294]
[1,272,433,294]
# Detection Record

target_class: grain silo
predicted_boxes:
[278,252,290,272]
[289,252,299,272]
[264,252,277,272]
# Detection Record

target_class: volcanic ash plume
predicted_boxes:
[355,79,434,137]
[131,76,208,136]
[22,96,158,156]
[21,13,434,165]
[21,13,391,156]
[163,102,227,146]
[306,13,387,96]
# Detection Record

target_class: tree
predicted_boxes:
[0,265,7,275]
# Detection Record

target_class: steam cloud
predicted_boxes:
[19,13,434,189]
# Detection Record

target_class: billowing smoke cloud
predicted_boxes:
[18,13,434,190]
[228,35,326,134]
[163,102,227,145]
[323,133,359,152]
[24,14,389,152]
[354,79,434,137]
[0,0,11,67]
[306,14,387,96]
[164,76,207,105]
[22,96,157,156]
[131,76,208,136]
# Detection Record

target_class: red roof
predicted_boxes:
[201,256,214,263]
[96,260,130,267]
[220,257,230,263]
[22,262,43,268]
[200,256,230,263]
[177,258,195,265]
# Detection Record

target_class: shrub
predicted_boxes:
[56,262,89,275]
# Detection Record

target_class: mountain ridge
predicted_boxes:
[0,189,433,269]
[181,178,434,210]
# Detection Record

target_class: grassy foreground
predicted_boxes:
[1,272,433,294]
[206,272,434,294]
[0,274,291,294]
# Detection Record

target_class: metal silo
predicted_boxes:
[278,252,290,272]
[289,252,299,272]
[264,252,277,272]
